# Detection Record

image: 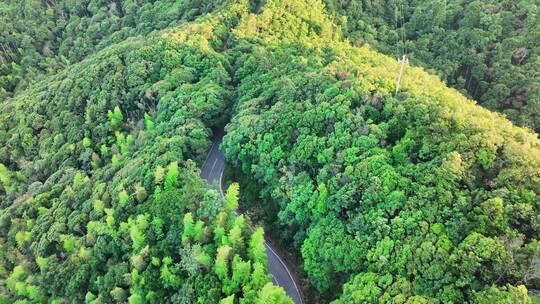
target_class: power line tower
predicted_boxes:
[395,54,408,94]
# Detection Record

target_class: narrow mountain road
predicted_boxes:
[200,128,304,304]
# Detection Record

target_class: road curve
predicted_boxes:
[200,128,304,304]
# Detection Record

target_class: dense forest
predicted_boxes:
[0,5,292,302]
[221,1,540,302]
[2,1,538,132]
[1,0,539,303]
[0,0,225,97]
[323,0,540,132]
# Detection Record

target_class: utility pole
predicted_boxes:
[395,54,408,94]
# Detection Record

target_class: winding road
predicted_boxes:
[200,128,304,304]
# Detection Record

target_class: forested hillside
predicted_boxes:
[0,0,224,97]
[0,5,292,302]
[323,0,540,132]
[1,0,539,303]
[222,0,540,302]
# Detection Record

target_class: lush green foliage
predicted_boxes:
[0,6,292,302]
[0,0,225,97]
[1,0,539,303]
[324,0,540,132]
[4,0,537,132]
[221,0,540,302]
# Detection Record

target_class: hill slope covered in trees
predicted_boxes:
[323,0,540,132]
[3,0,538,132]
[222,0,540,302]
[0,0,225,97]
[1,0,539,303]
[0,4,293,303]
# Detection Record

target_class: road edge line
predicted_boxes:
[264,242,304,304]
[201,136,218,170]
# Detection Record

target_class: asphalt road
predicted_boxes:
[200,129,304,304]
